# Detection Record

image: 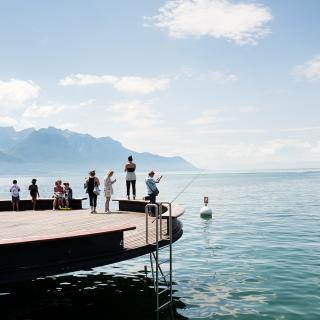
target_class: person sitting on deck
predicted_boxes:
[28,179,40,211]
[63,182,73,208]
[10,179,20,211]
[53,180,64,211]
[104,170,117,213]
[145,170,162,216]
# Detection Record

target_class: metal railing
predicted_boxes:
[145,202,173,312]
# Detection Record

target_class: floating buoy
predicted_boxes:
[200,196,212,218]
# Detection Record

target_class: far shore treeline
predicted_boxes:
[0,126,196,174]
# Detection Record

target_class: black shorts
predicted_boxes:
[12,196,20,203]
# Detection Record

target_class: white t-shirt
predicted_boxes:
[10,185,20,197]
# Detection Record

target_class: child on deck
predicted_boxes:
[63,182,73,208]
[10,180,20,211]
[28,179,40,211]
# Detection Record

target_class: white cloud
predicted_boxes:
[60,74,117,86]
[0,79,40,107]
[109,100,160,125]
[147,0,272,45]
[23,104,66,118]
[205,71,238,82]
[239,106,259,113]
[174,68,238,83]
[283,126,320,132]
[0,116,17,126]
[113,77,169,94]
[59,74,170,94]
[181,139,320,169]
[293,56,320,80]
[190,109,234,125]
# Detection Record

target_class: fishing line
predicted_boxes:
[170,170,205,204]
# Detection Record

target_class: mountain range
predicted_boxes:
[0,126,196,174]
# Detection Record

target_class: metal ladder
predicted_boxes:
[145,202,173,312]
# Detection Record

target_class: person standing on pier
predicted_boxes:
[124,155,136,200]
[84,170,100,213]
[145,170,162,216]
[10,179,20,211]
[28,178,40,211]
[104,170,116,213]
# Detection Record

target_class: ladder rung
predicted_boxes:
[160,273,171,279]
[159,244,171,250]
[159,288,169,295]
[158,259,170,265]
[158,300,172,311]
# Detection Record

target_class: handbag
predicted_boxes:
[153,187,159,196]
[93,185,101,196]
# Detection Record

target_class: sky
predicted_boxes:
[0,0,320,170]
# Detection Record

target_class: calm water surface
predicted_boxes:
[0,170,319,319]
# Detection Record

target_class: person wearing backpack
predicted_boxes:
[10,179,20,211]
[28,178,40,211]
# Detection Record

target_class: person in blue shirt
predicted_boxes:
[145,170,162,216]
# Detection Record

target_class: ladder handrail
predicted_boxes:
[159,202,173,305]
[145,203,160,244]
[145,202,174,311]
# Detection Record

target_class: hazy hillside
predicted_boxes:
[0,127,196,174]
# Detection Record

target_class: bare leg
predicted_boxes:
[32,197,37,210]
[53,198,57,210]
[105,197,110,212]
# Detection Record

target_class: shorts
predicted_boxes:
[12,196,20,203]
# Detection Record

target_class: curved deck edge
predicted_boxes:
[0,209,184,284]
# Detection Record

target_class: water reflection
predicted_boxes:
[0,272,187,320]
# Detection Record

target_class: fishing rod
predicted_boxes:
[170,170,205,204]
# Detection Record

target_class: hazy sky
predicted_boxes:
[0,0,319,170]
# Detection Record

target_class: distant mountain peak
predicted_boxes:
[0,126,196,172]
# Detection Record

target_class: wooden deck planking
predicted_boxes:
[0,209,167,249]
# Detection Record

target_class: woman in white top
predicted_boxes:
[124,155,136,200]
[104,170,116,213]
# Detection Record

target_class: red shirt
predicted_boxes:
[54,186,63,194]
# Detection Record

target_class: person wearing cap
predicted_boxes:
[28,178,40,211]
[145,170,162,216]
[104,170,117,213]
[84,170,100,213]
[124,155,136,200]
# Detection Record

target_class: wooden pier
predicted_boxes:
[0,201,184,284]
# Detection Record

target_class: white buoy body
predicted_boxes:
[200,205,212,218]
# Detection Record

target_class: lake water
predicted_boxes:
[0,170,320,319]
